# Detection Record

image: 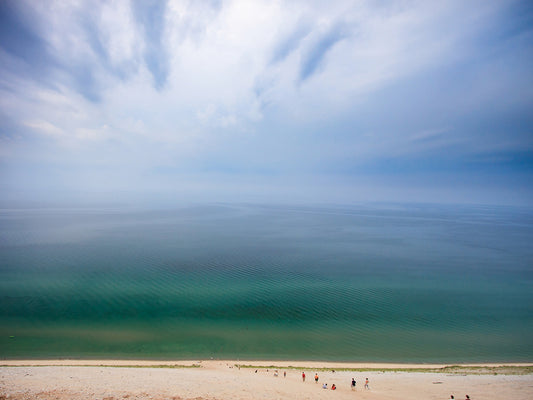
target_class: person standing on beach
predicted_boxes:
[351,378,356,390]
[365,377,369,389]
[302,372,305,382]
[314,373,319,383]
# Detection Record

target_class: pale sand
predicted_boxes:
[1,360,532,400]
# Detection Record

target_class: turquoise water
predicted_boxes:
[1,203,532,362]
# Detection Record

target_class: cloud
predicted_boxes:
[23,120,64,138]
[0,0,532,206]
[131,0,169,89]
[409,128,451,142]
[299,21,348,82]
[0,1,58,89]
[0,2,47,63]
[270,21,311,65]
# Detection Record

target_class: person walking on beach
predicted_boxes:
[365,377,369,389]
[314,373,319,383]
[351,378,356,390]
[322,383,328,389]
[302,372,305,382]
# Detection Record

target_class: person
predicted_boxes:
[315,373,319,383]
[302,372,305,382]
[284,371,286,378]
[365,377,369,389]
[351,378,356,390]
[274,370,278,377]
[322,383,328,389]
[331,384,336,390]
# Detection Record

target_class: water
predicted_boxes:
[1,203,532,362]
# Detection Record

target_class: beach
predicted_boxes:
[1,360,532,400]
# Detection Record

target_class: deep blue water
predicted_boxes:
[0,203,532,361]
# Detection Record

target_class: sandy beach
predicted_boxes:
[1,360,532,400]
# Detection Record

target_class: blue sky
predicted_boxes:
[0,0,532,206]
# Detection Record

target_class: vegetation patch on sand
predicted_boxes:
[0,364,202,369]
[235,364,533,375]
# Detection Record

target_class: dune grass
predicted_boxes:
[235,364,533,375]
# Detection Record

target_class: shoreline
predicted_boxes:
[2,359,532,370]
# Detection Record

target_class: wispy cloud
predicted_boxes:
[270,21,311,65]
[0,0,532,206]
[299,21,348,82]
[131,0,169,89]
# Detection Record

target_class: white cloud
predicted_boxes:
[97,0,140,68]
[1,0,531,205]
[23,120,64,137]
[5,0,512,144]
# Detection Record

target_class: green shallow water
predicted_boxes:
[0,203,532,362]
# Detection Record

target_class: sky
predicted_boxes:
[0,0,532,207]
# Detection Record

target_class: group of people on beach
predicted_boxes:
[301,371,369,391]
[350,377,369,390]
